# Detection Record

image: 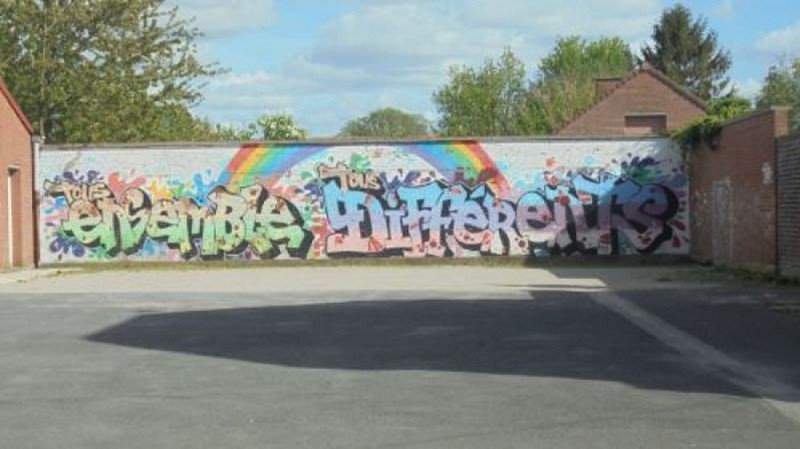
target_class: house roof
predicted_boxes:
[0,75,33,134]
[556,63,707,134]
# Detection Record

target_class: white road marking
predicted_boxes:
[589,290,800,426]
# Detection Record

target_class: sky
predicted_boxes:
[171,0,800,136]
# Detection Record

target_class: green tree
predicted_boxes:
[521,36,634,133]
[257,113,308,141]
[432,49,527,136]
[0,0,221,143]
[194,120,260,141]
[640,4,732,100]
[340,107,429,138]
[707,95,752,120]
[211,123,260,141]
[756,59,800,130]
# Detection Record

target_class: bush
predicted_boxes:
[672,96,753,154]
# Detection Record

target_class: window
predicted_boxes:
[625,114,667,136]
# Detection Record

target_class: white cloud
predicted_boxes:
[461,0,660,38]
[194,0,664,135]
[756,21,800,58]
[712,0,735,20]
[212,71,277,88]
[197,66,434,135]
[203,71,296,113]
[172,0,276,38]
[732,78,761,100]
[304,2,509,88]
[292,0,661,92]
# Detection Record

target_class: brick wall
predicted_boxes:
[37,138,690,264]
[0,84,34,268]
[777,133,800,277]
[690,108,790,271]
[558,70,706,136]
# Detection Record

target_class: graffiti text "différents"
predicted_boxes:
[319,165,680,257]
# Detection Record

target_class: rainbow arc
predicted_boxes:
[218,141,510,195]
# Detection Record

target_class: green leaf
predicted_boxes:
[0,0,224,143]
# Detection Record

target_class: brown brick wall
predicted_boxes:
[0,89,35,268]
[558,71,706,136]
[777,133,800,277]
[690,108,790,272]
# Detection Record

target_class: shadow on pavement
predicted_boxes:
[86,290,757,399]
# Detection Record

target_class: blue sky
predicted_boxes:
[172,0,800,136]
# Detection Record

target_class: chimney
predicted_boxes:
[595,78,623,100]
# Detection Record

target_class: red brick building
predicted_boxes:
[690,108,791,272]
[0,77,35,268]
[557,64,707,136]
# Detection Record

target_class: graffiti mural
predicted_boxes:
[44,180,311,259]
[38,140,689,263]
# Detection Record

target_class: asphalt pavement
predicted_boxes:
[0,266,798,448]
